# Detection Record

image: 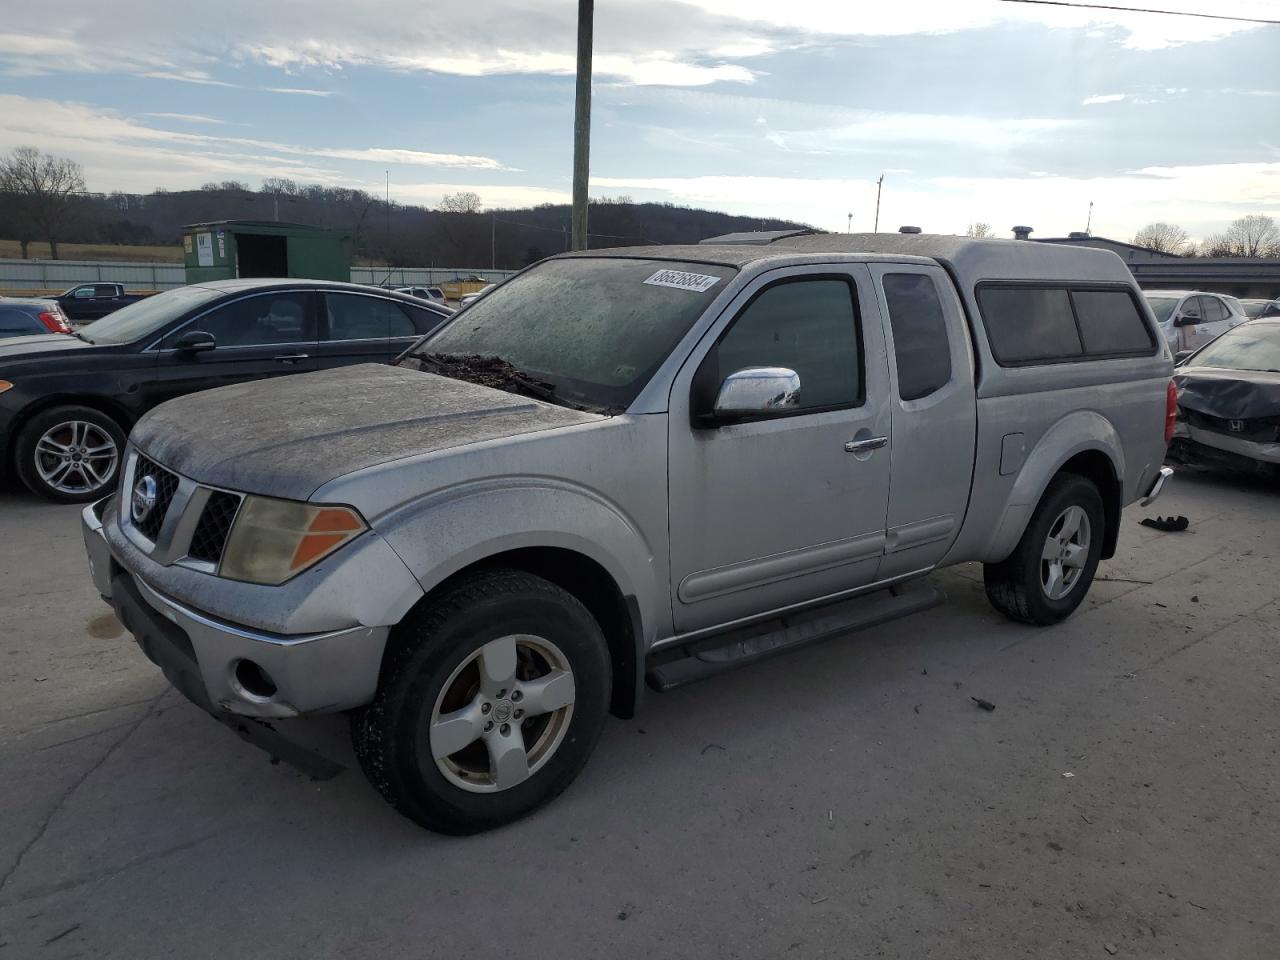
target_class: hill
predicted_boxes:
[0,186,807,268]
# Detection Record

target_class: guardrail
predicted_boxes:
[0,259,520,295]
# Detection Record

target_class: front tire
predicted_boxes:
[984,473,1105,626]
[15,405,127,503]
[352,569,611,835]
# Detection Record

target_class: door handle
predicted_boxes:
[274,353,309,363]
[844,436,888,453]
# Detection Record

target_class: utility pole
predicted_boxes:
[1086,200,1094,236]
[385,170,391,269]
[847,211,852,233]
[571,0,594,251]
[491,214,496,271]
[273,190,279,222]
[873,174,884,234]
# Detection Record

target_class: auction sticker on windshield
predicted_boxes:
[643,269,722,293]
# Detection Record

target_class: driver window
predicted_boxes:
[708,278,862,411]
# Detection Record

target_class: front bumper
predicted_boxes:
[1170,422,1280,470]
[83,500,392,719]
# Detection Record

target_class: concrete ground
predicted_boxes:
[0,469,1276,959]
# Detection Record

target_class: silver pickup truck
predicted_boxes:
[82,234,1175,833]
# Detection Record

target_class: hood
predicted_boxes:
[0,333,93,360]
[1174,366,1280,420]
[131,364,603,499]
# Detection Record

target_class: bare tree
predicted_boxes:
[260,177,300,196]
[1202,214,1279,258]
[966,222,993,238]
[1132,222,1188,254]
[0,147,86,259]
[437,191,482,214]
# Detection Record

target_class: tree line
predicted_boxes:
[4,147,1278,263]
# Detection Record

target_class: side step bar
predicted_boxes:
[646,582,945,692]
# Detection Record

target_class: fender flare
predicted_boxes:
[980,411,1124,563]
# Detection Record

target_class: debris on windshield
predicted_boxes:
[409,353,559,402]
[407,353,617,414]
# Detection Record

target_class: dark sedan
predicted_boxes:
[1170,317,1280,476]
[0,278,451,501]
[0,298,73,339]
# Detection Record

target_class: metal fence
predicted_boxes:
[0,258,188,293]
[0,259,519,294]
[350,266,520,288]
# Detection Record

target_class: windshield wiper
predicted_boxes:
[409,353,606,413]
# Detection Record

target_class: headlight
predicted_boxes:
[219,496,367,585]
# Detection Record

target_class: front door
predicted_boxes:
[667,265,892,634]
[147,290,318,406]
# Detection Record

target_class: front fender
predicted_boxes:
[373,477,660,637]
[979,411,1124,562]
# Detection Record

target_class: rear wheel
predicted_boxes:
[984,473,1104,626]
[351,569,611,834]
[15,405,126,503]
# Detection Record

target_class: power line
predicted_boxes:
[999,0,1280,24]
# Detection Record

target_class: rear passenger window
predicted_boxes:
[712,278,861,410]
[978,287,1081,364]
[325,294,413,341]
[1201,297,1230,323]
[1071,290,1155,355]
[883,273,952,400]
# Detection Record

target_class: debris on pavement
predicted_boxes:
[971,696,997,711]
[1104,943,1119,955]
[1140,515,1189,532]
[1097,576,1153,584]
[1063,772,1076,778]
[1191,595,1200,603]
[1081,814,1093,824]
[700,743,726,755]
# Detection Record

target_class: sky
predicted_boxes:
[0,0,1277,243]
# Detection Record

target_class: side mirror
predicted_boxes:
[712,367,801,420]
[174,330,216,353]
[1173,350,1193,365]
[1173,313,1199,327]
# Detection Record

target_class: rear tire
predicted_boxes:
[351,569,611,835]
[15,405,127,504]
[984,473,1105,626]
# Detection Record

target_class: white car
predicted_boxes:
[394,286,448,305]
[1143,290,1249,354]
[458,283,496,307]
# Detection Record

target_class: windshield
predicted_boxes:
[1144,296,1179,324]
[402,257,735,409]
[82,286,224,344]
[1186,323,1280,373]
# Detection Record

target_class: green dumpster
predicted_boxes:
[182,220,352,284]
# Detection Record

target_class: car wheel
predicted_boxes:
[983,473,1105,626]
[351,569,611,834]
[15,405,127,504]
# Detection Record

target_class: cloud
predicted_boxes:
[590,161,1280,240]
[3,0,1263,95]
[0,95,508,192]
[142,112,233,125]
[1082,93,1129,105]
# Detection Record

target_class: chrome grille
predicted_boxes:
[188,491,242,565]
[131,454,180,541]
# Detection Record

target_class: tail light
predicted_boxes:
[37,310,72,334]
[1164,380,1178,445]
